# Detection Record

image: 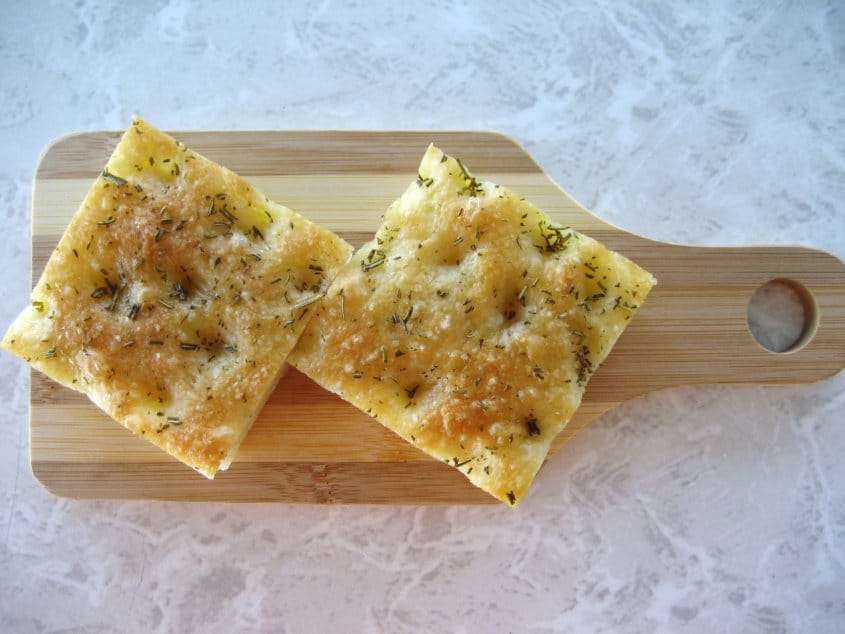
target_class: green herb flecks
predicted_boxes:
[169,282,187,301]
[106,280,126,312]
[101,170,127,186]
[455,158,484,197]
[361,249,386,271]
[219,206,237,223]
[293,294,323,310]
[537,221,571,254]
[613,296,637,312]
[576,345,592,384]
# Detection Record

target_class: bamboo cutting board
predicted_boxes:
[29,130,845,503]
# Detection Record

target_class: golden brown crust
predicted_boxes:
[3,117,352,477]
[290,145,655,505]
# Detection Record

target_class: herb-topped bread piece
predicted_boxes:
[290,145,655,505]
[2,117,352,478]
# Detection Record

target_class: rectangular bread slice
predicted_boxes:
[2,117,352,477]
[289,145,655,505]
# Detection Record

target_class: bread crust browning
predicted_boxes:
[291,145,655,504]
[3,117,352,477]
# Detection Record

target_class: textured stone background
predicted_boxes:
[1,1,843,632]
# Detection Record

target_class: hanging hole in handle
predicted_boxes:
[746,278,819,353]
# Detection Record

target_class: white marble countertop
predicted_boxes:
[2,2,843,632]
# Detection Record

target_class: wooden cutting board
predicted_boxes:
[30,130,845,503]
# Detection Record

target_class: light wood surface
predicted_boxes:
[29,131,845,503]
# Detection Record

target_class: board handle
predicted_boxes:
[587,242,845,401]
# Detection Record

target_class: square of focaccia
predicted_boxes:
[2,117,352,478]
[290,145,655,505]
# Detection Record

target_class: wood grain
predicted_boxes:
[28,131,845,503]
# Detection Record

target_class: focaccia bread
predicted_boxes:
[290,145,655,505]
[2,117,352,477]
